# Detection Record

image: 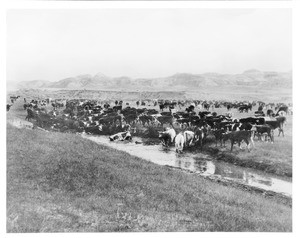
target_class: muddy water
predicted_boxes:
[83,134,292,197]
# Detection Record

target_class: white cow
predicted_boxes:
[175,132,185,153]
[109,131,132,142]
[158,128,176,147]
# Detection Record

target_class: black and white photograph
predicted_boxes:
[3,0,298,234]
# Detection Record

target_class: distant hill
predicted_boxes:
[10,69,292,91]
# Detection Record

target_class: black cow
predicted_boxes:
[159,104,165,111]
[25,108,36,121]
[6,104,11,112]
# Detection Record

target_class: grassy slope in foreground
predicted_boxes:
[7,124,292,232]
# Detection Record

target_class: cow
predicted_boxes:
[156,116,174,126]
[25,108,36,121]
[36,113,54,128]
[275,106,288,116]
[10,96,20,103]
[239,122,253,131]
[113,105,122,112]
[202,103,210,111]
[109,131,132,141]
[176,118,190,129]
[124,114,138,125]
[239,105,251,113]
[239,117,265,125]
[158,128,176,147]
[223,130,255,152]
[186,105,195,113]
[175,132,185,153]
[252,125,274,143]
[160,111,172,116]
[267,109,275,117]
[6,104,12,112]
[212,128,226,147]
[265,116,286,137]
[194,127,206,150]
[138,115,156,126]
[199,111,211,119]
[255,111,265,117]
[159,104,165,111]
[183,131,194,147]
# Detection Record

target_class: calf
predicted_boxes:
[252,125,274,143]
[223,130,255,152]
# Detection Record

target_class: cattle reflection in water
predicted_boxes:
[175,157,216,176]
[243,171,272,187]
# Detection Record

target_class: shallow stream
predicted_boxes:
[83,134,292,197]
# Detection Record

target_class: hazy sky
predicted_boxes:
[7,8,292,82]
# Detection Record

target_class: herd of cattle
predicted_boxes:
[7,95,292,153]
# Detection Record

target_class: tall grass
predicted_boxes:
[7,123,292,232]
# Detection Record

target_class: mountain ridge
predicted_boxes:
[10,69,292,91]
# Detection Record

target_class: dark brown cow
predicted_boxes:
[265,117,286,137]
[252,125,274,142]
[212,128,226,147]
[25,108,36,121]
[223,130,255,152]
[156,116,174,126]
[6,104,11,112]
[194,127,206,150]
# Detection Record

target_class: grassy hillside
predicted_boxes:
[7,123,292,232]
